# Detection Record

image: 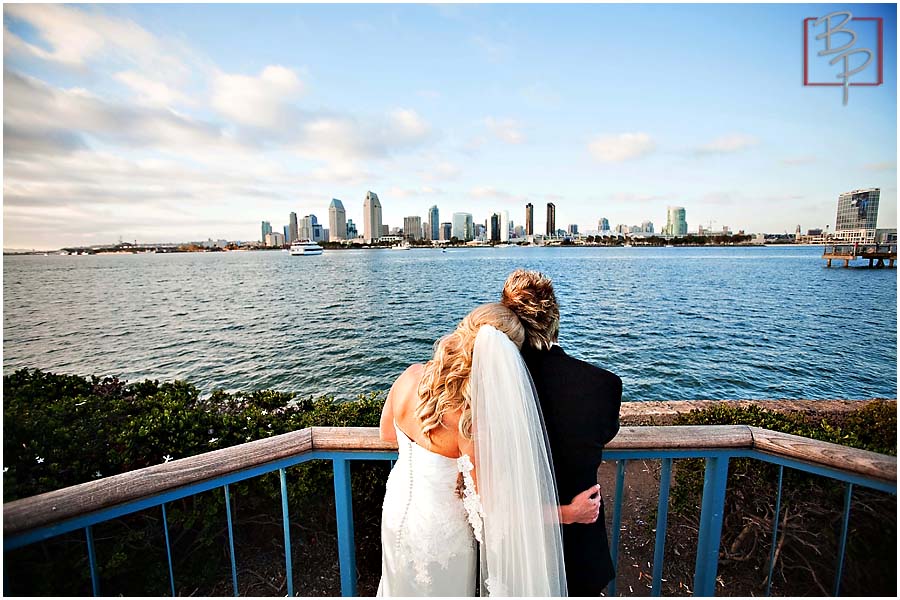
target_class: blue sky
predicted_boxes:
[3,3,896,248]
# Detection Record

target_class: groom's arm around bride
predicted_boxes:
[502,269,623,597]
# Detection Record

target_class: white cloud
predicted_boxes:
[695,134,758,155]
[211,65,304,129]
[588,132,656,162]
[484,117,525,144]
[389,108,431,140]
[115,71,191,107]
[864,161,896,171]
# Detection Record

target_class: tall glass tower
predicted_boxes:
[835,188,880,242]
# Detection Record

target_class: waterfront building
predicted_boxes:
[546,203,556,238]
[382,225,389,237]
[514,225,525,238]
[288,212,299,243]
[283,225,290,242]
[328,199,347,241]
[261,221,272,243]
[265,231,284,247]
[598,217,610,232]
[641,220,654,234]
[452,213,474,241]
[346,219,358,239]
[490,213,501,242]
[428,206,440,241]
[665,207,688,236]
[501,210,510,243]
[568,224,579,236]
[440,222,452,241]
[363,191,383,243]
[615,224,629,235]
[299,215,317,241]
[403,216,422,240]
[475,223,487,241]
[525,203,534,236]
[835,188,880,243]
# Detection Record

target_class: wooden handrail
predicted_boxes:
[4,425,896,538]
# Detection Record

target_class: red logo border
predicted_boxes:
[803,17,884,86]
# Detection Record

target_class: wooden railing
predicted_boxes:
[4,426,897,597]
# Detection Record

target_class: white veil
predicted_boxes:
[470,325,567,596]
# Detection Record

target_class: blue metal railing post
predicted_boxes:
[651,458,673,596]
[161,503,176,597]
[85,525,100,596]
[833,483,853,596]
[333,459,358,597]
[279,469,294,597]
[765,465,784,596]
[607,459,627,597]
[224,484,239,596]
[693,455,729,597]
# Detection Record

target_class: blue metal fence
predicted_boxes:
[4,435,896,597]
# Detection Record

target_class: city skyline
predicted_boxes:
[3,4,897,250]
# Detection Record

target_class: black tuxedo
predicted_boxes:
[523,344,622,596]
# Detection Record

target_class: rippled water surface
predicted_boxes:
[3,246,896,401]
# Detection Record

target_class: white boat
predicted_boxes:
[290,240,324,256]
[391,241,411,250]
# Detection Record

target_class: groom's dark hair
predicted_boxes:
[500,269,560,351]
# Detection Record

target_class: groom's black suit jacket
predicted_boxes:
[523,344,622,596]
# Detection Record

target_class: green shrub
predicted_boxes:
[3,369,387,596]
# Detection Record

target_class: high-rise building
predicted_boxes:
[347,219,358,239]
[568,224,579,236]
[404,216,423,241]
[546,203,556,237]
[665,207,687,236]
[490,213,501,242]
[514,225,525,238]
[299,214,318,241]
[500,210,510,242]
[289,212,299,243]
[382,224,389,237]
[265,231,285,247]
[525,203,534,236]
[363,191,383,243]
[835,188,880,242]
[328,199,347,241]
[428,206,440,241]
[312,222,324,242]
[440,222,452,241]
[452,212,474,241]
[598,217,610,232]
[283,225,290,241]
[641,220,654,234]
[261,221,272,243]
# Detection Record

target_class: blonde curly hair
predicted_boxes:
[500,269,560,350]
[416,303,524,440]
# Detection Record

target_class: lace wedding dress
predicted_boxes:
[378,326,566,597]
[376,423,478,596]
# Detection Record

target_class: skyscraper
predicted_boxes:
[665,207,687,236]
[329,199,347,241]
[641,220,654,234]
[346,219,358,239]
[404,216,422,241]
[525,203,534,236]
[440,222,452,241]
[500,210,510,242]
[490,213,501,242]
[835,188,880,242]
[363,191,383,243]
[428,205,440,241]
[598,217,610,232]
[289,212,299,243]
[451,213,474,241]
[261,221,272,243]
[546,203,556,238]
[283,225,290,242]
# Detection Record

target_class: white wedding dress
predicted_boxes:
[378,325,566,597]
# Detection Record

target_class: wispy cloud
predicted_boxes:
[780,156,817,166]
[484,117,525,144]
[695,134,758,155]
[864,161,896,171]
[588,132,656,162]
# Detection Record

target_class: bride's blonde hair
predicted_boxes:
[416,303,525,440]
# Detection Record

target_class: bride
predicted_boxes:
[377,303,567,596]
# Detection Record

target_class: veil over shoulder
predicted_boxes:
[468,325,567,596]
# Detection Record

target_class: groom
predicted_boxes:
[501,269,622,596]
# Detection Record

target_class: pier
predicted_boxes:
[822,243,897,268]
